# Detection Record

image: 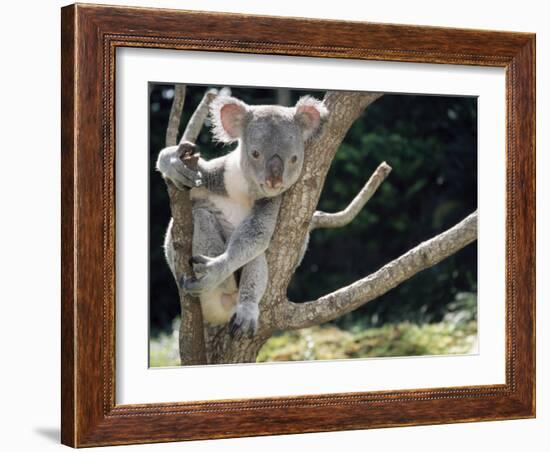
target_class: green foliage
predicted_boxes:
[149,293,477,367]
[258,292,477,362]
[149,318,181,368]
[257,321,477,363]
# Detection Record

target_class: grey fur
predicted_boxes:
[157,94,327,336]
[156,148,227,195]
[189,204,238,294]
[200,157,227,195]
[231,254,268,337]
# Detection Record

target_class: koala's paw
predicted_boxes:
[179,255,226,295]
[188,255,215,275]
[170,158,203,190]
[229,303,259,339]
[179,274,210,296]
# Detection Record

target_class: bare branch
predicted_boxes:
[181,87,230,144]
[168,86,231,364]
[164,84,204,365]
[311,161,392,230]
[277,211,478,330]
[165,85,186,147]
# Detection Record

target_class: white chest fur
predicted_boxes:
[210,149,253,230]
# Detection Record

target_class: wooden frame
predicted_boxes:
[61,3,535,447]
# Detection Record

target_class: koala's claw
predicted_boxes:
[179,274,204,296]
[180,255,227,295]
[229,303,259,339]
[228,316,241,339]
[172,161,203,188]
[189,254,214,275]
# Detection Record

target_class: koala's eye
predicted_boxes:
[290,155,298,164]
[251,150,260,159]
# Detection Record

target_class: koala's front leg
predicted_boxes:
[182,197,282,295]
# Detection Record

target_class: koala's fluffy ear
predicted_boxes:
[210,96,250,143]
[294,96,328,141]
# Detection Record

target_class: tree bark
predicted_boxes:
[164,85,206,365]
[311,161,392,230]
[162,88,478,365]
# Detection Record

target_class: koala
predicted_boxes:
[156,94,328,337]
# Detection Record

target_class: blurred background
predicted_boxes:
[149,84,478,367]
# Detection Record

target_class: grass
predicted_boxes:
[150,309,477,367]
[149,319,181,367]
[256,320,476,363]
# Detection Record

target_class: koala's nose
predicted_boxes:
[265,155,284,189]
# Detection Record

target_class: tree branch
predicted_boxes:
[169,86,231,364]
[181,87,230,144]
[165,85,186,147]
[164,85,217,366]
[310,161,392,230]
[277,211,478,330]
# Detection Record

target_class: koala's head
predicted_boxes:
[210,95,328,198]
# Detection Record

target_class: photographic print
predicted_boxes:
[148,84,478,367]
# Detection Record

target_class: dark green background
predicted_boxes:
[149,84,477,336]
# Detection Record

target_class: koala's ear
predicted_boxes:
[210,96,250,143]
[294,96,328,141]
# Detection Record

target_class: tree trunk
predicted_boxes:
[204,325,270,364]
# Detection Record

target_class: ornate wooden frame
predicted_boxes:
[61,3,535,447]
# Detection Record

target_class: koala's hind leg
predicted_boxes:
[164,217,234,291]
[229,253,268,337]
[192,206,238,325]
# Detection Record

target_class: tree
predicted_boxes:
[163,86,477,365]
